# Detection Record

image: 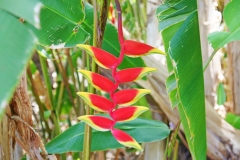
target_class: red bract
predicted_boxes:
[79,70,116,93]
[76,44,118,69]
[77,92,114,112]
[111,128,141,150]
[123,40,165,57]
[112,106,148,122]
[77,0,161,150]
[79,115,113,131]
[116,67,157,83]
[113,89,150,106]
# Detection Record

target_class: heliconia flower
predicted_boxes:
[78,70,116,93]
[112,106,148,122]
[76,44,118,69]
[77,92,114,112]
[111,128,141,150]
[78,115,114,131]
[108,2,115,24]
[112,89,151,106]
[116,67,157,83]
[123,40,165,57]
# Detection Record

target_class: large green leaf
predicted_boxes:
[208,0,240,49]
[157,1,206,159]
[26,0,90,48]
[45,118,170,153]
[225,113,240,129]
[165,73,179,108]
[0,10,36,117]
[0,0,43,28]
[82,3,146,69]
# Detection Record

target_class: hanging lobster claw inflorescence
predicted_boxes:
[76,0,165,150]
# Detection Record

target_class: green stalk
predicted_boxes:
[82,0,110,159]
[203,49,219,72]
[136,0,145,40]
[173,140,179,160]
[39,54,61,136]
[65,49,81,112]
[82,0,98,158]
[54,50,79,116]
[79,51,86,115]
[56,81,64,113]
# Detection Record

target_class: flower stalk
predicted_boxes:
[77,0,165,152]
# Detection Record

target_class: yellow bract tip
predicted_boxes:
[149,48,166,55]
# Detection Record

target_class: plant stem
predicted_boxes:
[82,0,98,159]
[98,0,110,47]
[203,49,219,72]
[80,50,86,115]
[39,54,61,136]
[56,81,64,113]
[136,0,144,40]
[54,50,79,116]
[65,49,81,112]
[82,0,110,159]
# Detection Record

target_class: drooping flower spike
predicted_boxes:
[77,0,163,150]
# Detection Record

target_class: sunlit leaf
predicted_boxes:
[26,0,90,48]
[208,0,240,49]
[157,1,206,159]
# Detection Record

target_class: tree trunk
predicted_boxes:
[144,0,166,159]
[138,56,240,159]
[228,41,240,115]
[0,72,48,160]
[198,0,222,105]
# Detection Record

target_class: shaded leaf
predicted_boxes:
[0,0,43,28]
[0,10,35,117]
[45,118,170,153]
